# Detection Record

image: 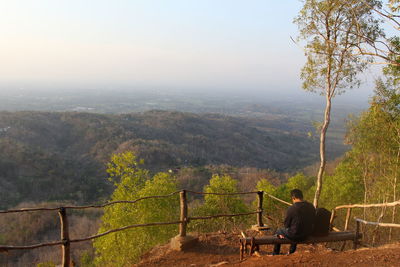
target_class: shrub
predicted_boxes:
[93,152,179,266]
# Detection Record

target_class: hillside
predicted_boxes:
[0,110,343,208]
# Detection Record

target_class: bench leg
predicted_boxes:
[250,237,255,255]
[240,240,244,261]
[354,220,360,250]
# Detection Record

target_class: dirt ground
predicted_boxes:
[135,232,400,267]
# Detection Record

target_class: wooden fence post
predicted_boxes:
[171,190,198,250]
[179,190,188,237]
[58,207,70,267]
[257,191,264,227]
[344,208,352,230]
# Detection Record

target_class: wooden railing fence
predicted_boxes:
[330,200,400,232]
[329,200,400,249]
[262,196,400,250]
[6,190,397,266]
[261,194,400,249]
[0,190,265,267]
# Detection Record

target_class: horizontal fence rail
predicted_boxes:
[330,200,400,230]
[71,220,185,243]
[264,192,291,206]
[186,190,258,195]
[334,200,400,211]
[0,221,185,253]
[189,211,259,221]
[0,191,182,214]
[0,241,64,252]
[0,189,267,267]
[355,218,400,229]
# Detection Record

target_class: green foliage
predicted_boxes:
[295,0,381,95]
[106,151,145,186]
[255,178,280,218]
[190,174,250,232]
[318,157,364,210]
[256,173,315,226]
[106,151,149,195]
[93,152,179,267]
[37,262,56,267]
[257,173,314,203]
[315,75,400,240]
[294,0,382,207]
[203,174,248,214]
[316,64,399,210]
[344,78,400,204]
[285,173,314,197]
[256,178,276,195]
[80,251,96,267]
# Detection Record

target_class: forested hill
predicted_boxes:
[0,110,330,208]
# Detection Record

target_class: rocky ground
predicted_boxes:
[134,232,400,267]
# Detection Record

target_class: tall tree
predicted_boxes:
[350,0,400,66]
[349,67,400,236]
[295,0,382,207]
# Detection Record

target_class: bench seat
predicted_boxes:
[239,231,362,260]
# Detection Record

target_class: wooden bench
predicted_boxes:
[239,231,362,260]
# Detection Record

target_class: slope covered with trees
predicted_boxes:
[0,110,331,209]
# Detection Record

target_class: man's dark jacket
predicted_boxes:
[284,201,315,241]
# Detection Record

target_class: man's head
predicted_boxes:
[290,189,304,203]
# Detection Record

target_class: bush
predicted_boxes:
[190,174,251,232]
[93,152,179,266]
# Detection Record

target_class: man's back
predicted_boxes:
[284,201,315,241]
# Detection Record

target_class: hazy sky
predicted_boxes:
[0,0,381,96]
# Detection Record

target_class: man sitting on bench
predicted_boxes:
[273,189,315,255]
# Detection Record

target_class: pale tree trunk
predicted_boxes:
[372,197,387,246]
[362,159,369,220]
[313,13,333,208]
[313,93,332,208]
[389,144,400,241]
